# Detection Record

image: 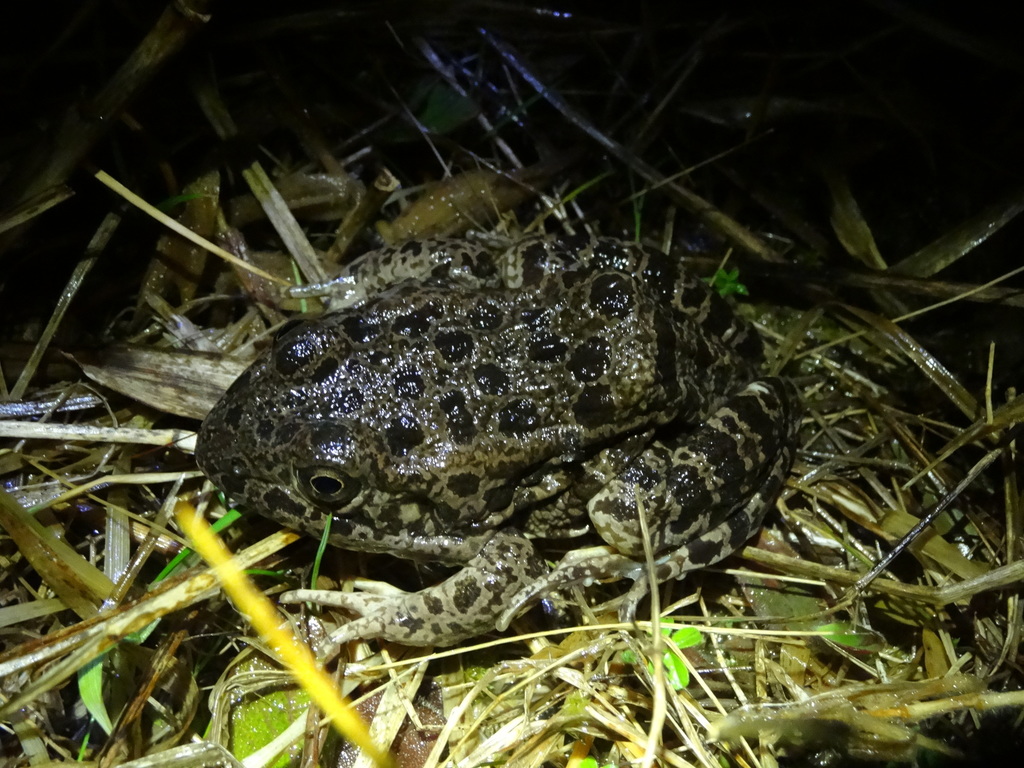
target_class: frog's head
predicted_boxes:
[195,299,531,543]
[194,314,474,545]
[195,353,383,528]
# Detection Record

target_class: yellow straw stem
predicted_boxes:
[176,502,391,767]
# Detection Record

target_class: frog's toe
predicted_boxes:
[499,546,642,630]
[618,575,652,622]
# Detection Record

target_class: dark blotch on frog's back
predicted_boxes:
[588,273,635,319]
[440,390,476,444]
[256,418,275,440]
[216,401,245,431]
[517,240,550,284]
[392,367,426,400]
[572,383,613,428]
[665,463,713,510]
[474,363,510,396]
[342,315,380,344]
[313,355,339,382]
[483,484,515,512]
[497,398,540,435]
[567,337,611,382]
[275,331,321,375]
[558,267,587,290]
[334,387,365,414]
[226,367,253,394]
[529,330,569,363]
[468,299,503,330]
[652,312,681,402]
[386,413,425,456]
[447,472,481,497]
[434,329,475,363]
[638,251,679,304]
[556,232,594,260]
[364,349,391,369]
[393,299,443,338]
[620,457,659,492]
[519,307,549,327]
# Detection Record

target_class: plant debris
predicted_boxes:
[2,4,1024,766]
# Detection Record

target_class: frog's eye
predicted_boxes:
[298,467,360,506]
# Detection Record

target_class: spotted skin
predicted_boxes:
[195,235,799,647]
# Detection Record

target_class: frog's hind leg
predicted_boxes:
[616,428,796,620]
[609,377,799,618]
[499,378,798,627]
[590,378,797,555]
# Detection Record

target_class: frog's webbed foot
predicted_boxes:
[498,546,642,630]
[280,531,545,650]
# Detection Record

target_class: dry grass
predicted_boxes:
[2,4,1024,767]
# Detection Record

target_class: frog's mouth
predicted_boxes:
[241,472,464,556]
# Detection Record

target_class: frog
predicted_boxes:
[195,234,799,647]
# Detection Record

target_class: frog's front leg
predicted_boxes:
[280,530,546,649]
[500,378,799,626]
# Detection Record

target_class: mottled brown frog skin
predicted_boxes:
[196,235,799,647]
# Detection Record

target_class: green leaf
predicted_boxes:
[561,171,613,206]
[155,192,205,213]
[78,655,114,735]
[622,627,702,690]
[230,685,310,766]
[707,267,749,297]
[667,626,702,649]
[152,506,242,585]
[815,622,880,651]
[413,80,479,135]
[311,510,333,589]
[663,652,690,689]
